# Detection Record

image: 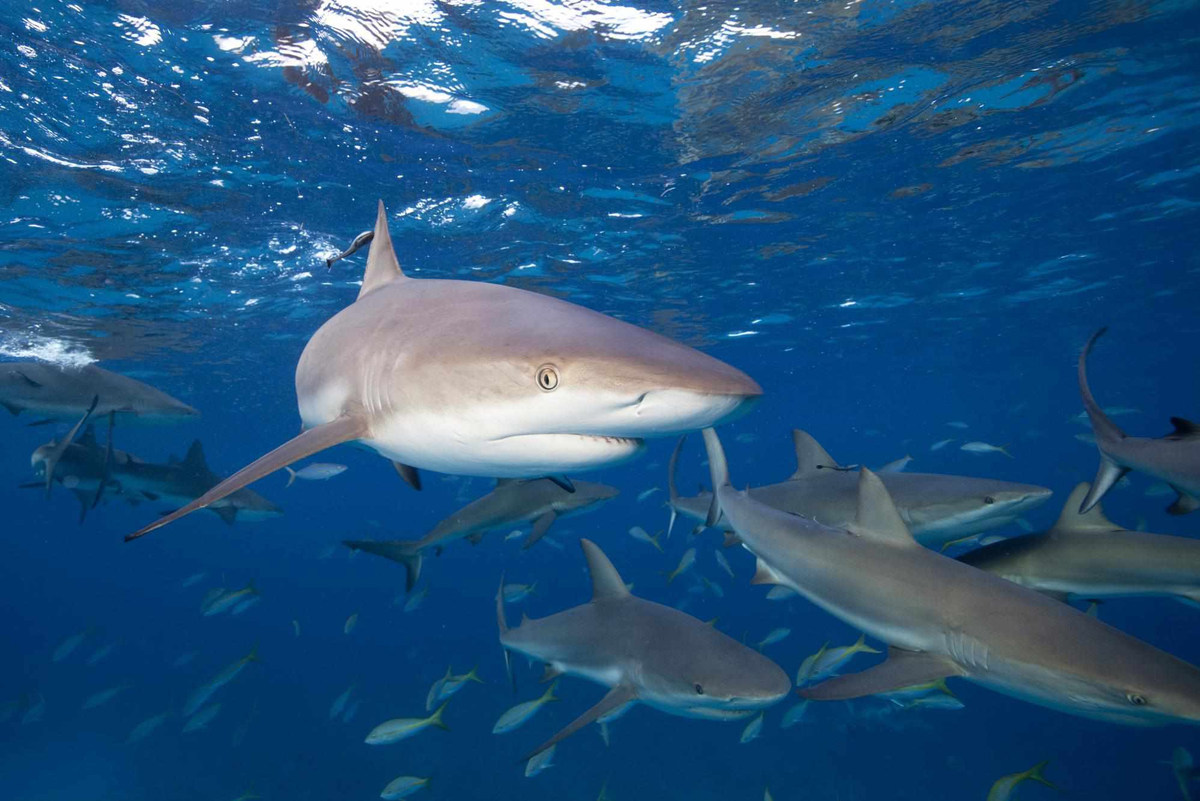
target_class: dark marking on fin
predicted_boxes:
[392,461,421,491]
[546,475,575,493]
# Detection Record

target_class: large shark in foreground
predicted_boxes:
[126,201,761,541]
[1078,327,1200,515]
[668,430,1051,549]
[497,538,790,760]
[960,483,1200,607]
[345,477,618,589]
[0,363,197,423]
[700,428,1200,727]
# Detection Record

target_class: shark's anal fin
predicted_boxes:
[518,684,636,764]
[392,461,421,491]
[522,510,557,551]
[798,647,962,701]
[126,415,367,542]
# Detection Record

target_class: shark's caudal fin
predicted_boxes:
[849,468,919,548]
[125,416,367,542]
[700,428,731,527]
[43,395,98,499]
[790,430,840,478]
[1078,328,1130,514]
[666,435,686,538]
[798,647,963,700]
[496,573,515,695]
[518,684,636,764]
[580,539,631,601]
[1053,483,1119,532]
[343,540,423,591]
[357,201,406,301]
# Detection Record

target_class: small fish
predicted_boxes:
[330,684,355,719]
[637,487,660,502]
[126,709,170,744]
[796,634,880,684]
[628,526,663,552]
[1161,747,1195,801]
[1069,406,1140,425]
[987,761,1057,801]
[700,575,725,599]
[598,720,611,747]
[86,641,118,666]
[381,775,431,799]
[231,596,261,616]
[184,645,259,716]
[780,699,810,729]
[1074,431,1097,446]
[663,547,696,584]
[930,438,956,451]
[173,650,199,668]
[946,421,969,429]
[365,700,450,744]
[199,587,227,613]
[82,683,131,710]
[541,536,564,551]
[713,549,735,579]
[765,585,798,601]
[52,630,89,662]
[404,586,429,613]
[181,572,208,588]
[504,530,524,541]
[960,441,1013,458]
[292,620,301,637]
[342,699,360,724]
[739,711,764,743]
[326,228,373,269]
[899,694,965,711]
[439,666,484,702]
[503,582,538,603]
[284,462,348,487]
[20,693,45,724]
[754,627,791,651]
[426,667,452,712]
[525,743,557,777]
[878,455,912,473]
[764,790,775,801]
[204,582,259,616]
[182,703,221,733]
[344,612,358,634]
[878,677,955,702]
[493,681,559,734]
[735,432,759,444]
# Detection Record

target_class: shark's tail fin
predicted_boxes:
[1078,328,1130,514]
[496,573,515,695]
[285,467,297,488]
[343,540,423,592]
[666,435,686,538]
[700,428,731,527]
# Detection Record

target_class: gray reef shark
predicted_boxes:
[0,363,197,424]
[127,201,760,541]
[30,428,280,525]
[960,483,1200,607]
[345,477,618,589]
[497,537,790,760]
[667,430,1051,549]
[1079,327,1200,515]
[700,427,1200,727]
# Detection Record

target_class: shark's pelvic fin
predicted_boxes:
[799,647,963,700]
[750,558,787,586]
[392,461,421,491]
[848,467,918,547]
[1052,483,1118,532]
[522,510,557,551]
[126,415,367,541]
[357,200,406,301]
[580,538,631,601]
[790,430,839,478]
[519,684,636,763]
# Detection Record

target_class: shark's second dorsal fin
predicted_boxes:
[181,441,209,475]
[1167,417,1200,440]
[580,539,630,601]
[848,468,917,547]
[357,200,406,301]
[1053,483,1118,532]
[790,430,839,478]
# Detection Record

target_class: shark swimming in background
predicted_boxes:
[126,201,761,541]
[1077,327,1200,516]
[497,537,790,761]
[29,427,281,525]
[700,427,1200,727]
[344,477,619,590]
[0,363,197,424]
[667,430,1051,549]
[959,483,1200,608]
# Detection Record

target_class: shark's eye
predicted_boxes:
[694,683,704,695]
[536,365,559,392]
[1127,693,1147,706]
[984,496,995,505]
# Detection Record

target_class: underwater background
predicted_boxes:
[2,0,1200,798]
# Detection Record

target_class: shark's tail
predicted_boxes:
[343,540,423,592]
[1077,327,1130,514]
[666,435,686,538]
[496,573,516,695]
[700,428,732,528]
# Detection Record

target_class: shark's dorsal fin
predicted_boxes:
[580,538,630,601]
[1053,483,1119,533]
[1167,417,1200,440]
[357,200,406,301]
[848,467,917,547]
[790,430,839,478]
[181,441,209,475]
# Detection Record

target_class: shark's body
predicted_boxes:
[1078,328,1200,515]
[961,483,1200,607]
[701,428,1200,727]
[127,201,760,541]
[669,430,1051,548]
[346,477,618,589]
[31,427,280,524]
[0,363,197,423]
[498,538,790,760]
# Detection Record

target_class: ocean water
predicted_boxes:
[2,0,1199,799]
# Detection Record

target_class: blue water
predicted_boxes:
[2,0,1200,798]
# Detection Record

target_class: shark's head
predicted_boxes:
[639,635,792,718]
[564,480,621,511]
[1049,667,1200,728]
[897,476,1053,540]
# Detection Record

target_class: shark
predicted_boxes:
[344,477,619,589]
[667,430,1052,549]
[29,428,281,525]
[700,427,1200,727]
[126,201,761,541]
[959,482,1200,607]
[497,537,790,761]
[1078,327,1200,516]
[0,363,197,424]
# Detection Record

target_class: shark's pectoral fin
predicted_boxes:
[799,648,963,701]
[44,395,98,500]
[125,415,368,542]
[1080,456,1127,514]
[540,664,564,684]
[519,685,637,764]
[1167,489,1200,516]
[522,511,557,550]
[213,505,238,525]
[392,461,421,491]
